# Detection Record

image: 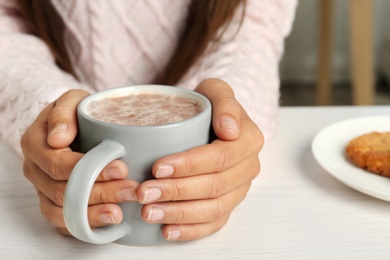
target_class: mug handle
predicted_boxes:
[64,139,130,244]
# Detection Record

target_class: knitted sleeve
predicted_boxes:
[177,0,297,141]
[0,0,93,155]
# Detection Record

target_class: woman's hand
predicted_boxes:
[21,89,139,235]
[137,78,264,241]
[20,80,263,241]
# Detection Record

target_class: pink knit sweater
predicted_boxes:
[0,0,297,155]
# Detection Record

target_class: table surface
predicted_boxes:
[1,106,390,259]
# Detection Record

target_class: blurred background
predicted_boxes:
[279,0,390,106]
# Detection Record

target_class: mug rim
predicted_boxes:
[77,85,211,129]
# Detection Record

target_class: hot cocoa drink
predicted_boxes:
[65,85,211,246]
[86,92,202,126]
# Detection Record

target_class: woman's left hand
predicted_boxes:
[137,78,264,241]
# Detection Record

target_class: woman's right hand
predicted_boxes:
[20,89,139,235]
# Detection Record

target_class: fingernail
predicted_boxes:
[100,212,116,224]
[143,188,162,204]
[156,164,174,178]
[49,124,67,138]
[118,188,137,201]
[221,116,239,133]
[147,207,165,221]
[167,229,181,240]
[105,168,124,180]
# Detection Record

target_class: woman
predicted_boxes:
[0,0,297,241]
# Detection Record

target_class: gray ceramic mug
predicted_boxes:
[63,85,211,246]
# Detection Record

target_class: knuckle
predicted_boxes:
[92,186,108,204]
[172,181,183,201]
[47,106,69,125]
[208,176,225,198]
[215,149,232,172]
[48,89,85,124]
[220,95,239,111]
[183,153,196,176]
[46,152,65,180]
[211,201,228,221]
[174,207,187,223]
[192,227,201,239]
[51,184,65,206]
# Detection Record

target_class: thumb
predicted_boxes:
[47,89,90,148]
[195,78,241,141]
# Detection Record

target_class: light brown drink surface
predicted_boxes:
[86,93,202,126]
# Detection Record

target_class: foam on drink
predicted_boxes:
[86,93,202,126]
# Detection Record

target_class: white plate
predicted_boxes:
[312,116,390,201]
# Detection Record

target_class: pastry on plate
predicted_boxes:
[346,132,390,176]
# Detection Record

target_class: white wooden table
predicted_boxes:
[1,106,390,259]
